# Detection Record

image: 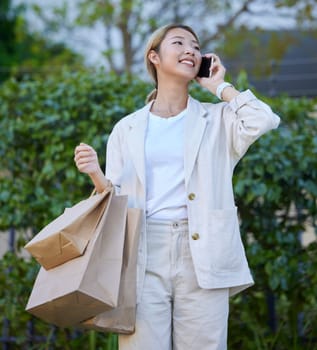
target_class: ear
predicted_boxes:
[148,50,160,65]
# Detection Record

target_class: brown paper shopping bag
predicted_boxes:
[25,192,128,327]
[80,207,142,334]
[24,188,111,270]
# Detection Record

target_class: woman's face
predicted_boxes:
[151,28,202,81]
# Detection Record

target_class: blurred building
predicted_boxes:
[224,30,317,98]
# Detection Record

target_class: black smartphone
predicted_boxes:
[197,56,212,77]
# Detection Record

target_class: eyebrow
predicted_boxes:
[169,35,199,44]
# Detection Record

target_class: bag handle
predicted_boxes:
[90,189,97,197]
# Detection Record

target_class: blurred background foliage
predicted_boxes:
[0,0,84,82]
[0,0,317,349]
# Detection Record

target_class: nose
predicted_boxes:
[184,46,195,55]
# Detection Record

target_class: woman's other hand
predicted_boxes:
[74,142,101,175]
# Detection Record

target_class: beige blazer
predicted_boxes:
[106,90,280,299]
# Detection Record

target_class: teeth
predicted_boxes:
[181,60,194,66]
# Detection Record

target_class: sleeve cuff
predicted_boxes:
[228,89,257,113]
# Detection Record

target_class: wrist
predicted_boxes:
[216,82,234,100]
[88,165,103,178]
[88,167,111,193]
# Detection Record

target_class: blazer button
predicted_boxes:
[191,233,200,240]
[188,193,196,200]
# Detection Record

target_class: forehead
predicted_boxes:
[164,28,198,43]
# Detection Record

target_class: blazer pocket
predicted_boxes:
[207,208,245,272]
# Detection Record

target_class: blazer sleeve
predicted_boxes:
[223,89,280,160]
[105,123,123,194]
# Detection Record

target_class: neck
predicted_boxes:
[151,80,189,118]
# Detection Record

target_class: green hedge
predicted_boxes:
[0,69,149,231]
[0,69,316,349]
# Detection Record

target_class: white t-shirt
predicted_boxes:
[145,109,187,220]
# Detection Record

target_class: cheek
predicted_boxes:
[158,52,176,67]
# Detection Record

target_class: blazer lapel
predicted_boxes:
[126,102,152,189]
[125,97,208,190]
[184,96,208,187]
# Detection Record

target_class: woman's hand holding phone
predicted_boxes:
[196,53,227,96]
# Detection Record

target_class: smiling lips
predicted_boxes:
[179,59,195,67]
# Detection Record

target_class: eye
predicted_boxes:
[173,41,183,45]
[194,46,200,51]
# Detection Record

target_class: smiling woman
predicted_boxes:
[74,23,280,350]
[144,25,202,111]
[143,24,241,118]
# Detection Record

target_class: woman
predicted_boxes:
[74,24,280,350]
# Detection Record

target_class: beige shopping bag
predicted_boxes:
[80,207,142,334]
[25,192,128,327]
[24,188,111,270]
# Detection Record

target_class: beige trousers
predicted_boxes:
[119,219,229,350]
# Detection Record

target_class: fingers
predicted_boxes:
[74,143,99,174]
[74,143,94,155]
[209,54,225,78]
[196,53,226,81]
[75,149,95,160]
[75,154,95,167]
[196,53,227,96]
[197,53,225,80]
[203,53,220,65]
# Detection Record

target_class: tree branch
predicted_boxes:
[200,0,257,47]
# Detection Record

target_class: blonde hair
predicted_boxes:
[144,24,199,103]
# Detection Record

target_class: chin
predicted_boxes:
[179,69,197,80]
[186,72,197,81]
